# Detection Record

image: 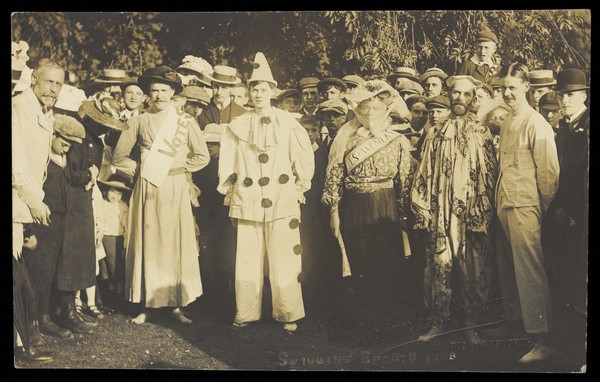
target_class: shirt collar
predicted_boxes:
[566,105,587,126]
[470,55,497,68]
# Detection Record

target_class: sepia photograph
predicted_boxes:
[11,10,589,372]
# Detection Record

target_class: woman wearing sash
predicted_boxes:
[322,80,416,338]
[112,66,210,324]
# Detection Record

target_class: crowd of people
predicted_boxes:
[12,27,588,368]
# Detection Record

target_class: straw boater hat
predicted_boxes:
[98,173,133,192]
[203,123,227,143]
[53,115,86,144]
[80,97,129,131]
[529,70,556,88]
[93,68,127,84]
[247,52,277,88]
[204,65,241,86]
[55,84,88,113]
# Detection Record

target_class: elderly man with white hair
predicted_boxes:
[411,75,497,344]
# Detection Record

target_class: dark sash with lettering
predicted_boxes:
[140,106,194,187]
[344,130,400,173]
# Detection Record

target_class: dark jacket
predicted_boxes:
[197,102,248,130]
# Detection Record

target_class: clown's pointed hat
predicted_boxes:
[247,52,277,88]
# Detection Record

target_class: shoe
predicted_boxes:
[86,305,105,320]
[14,346,53,363]
[283,322,298,333]
[75,305,99,326]
[39,314,72,338]
[30,332,45,347]
[57,302,93,334]
[519,344,554,364]
[232,321,250,328]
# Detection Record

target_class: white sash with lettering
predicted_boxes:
[344,130,400,173]
[140,106,193,187]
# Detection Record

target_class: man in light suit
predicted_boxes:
[13,58,65,362]
[495,63,560,364]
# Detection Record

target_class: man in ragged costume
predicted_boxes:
[411,75,498,344]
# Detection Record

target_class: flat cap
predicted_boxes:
[53,114,86,144]
[476,29,498,45]
[316,99,348,116]
[425,95,451,109]
[446,75,483,90]
[539,91,561,111]
[419,67,448,83]
[342,74,365,87]
[298,77,320,89]
[278,88,301,102]
[182,85,211,105]
[317,77,348,93]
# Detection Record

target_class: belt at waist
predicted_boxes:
[345,179,394,193]
[168,168,185,176]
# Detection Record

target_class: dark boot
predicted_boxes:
[39,314,71,338]
[75,304,99,326]
[57,302,93,334]
[30,320,45,347]
[14,345,54,363]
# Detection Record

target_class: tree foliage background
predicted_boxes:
[11,10,590,88]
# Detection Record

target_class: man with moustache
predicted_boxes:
[197,65,247,130]
[495,63,560,364]
[217,53,314,333]
[13,58,65,362]
[411,75,497,344]
[112,66,210,325]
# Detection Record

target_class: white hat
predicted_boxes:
[247,52,277,88]
[55,84,88,112]
[204,65,241,85]
[177,55,213,76]
[446,75,482,90]
[204,123,227,143]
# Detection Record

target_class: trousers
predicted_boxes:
[234,217,305,324]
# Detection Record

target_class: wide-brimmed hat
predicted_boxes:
[476,29,498,45]
[55,84,87,112]
[53,114,86,144]
[139,66,184,94]
[98,173,133,192]
[344,79,397,104]
[529,70,556,87]
[388,67,420,84]
[446,75,483,90]
[539,91,561,111]
[177,55,213,76]
[425,95,451,109]
[204,65,241,86]
[248,52,277,88]
[317,77,348,93]
[342,74,365,88]
[297,77,320,90]
[419,67,448,83]
[204,123,227,143]
[278,88,301,103]
[80,97,129,131]
[316,99,348,116]
[182,86,211,105]
[555,68,589,92]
